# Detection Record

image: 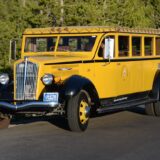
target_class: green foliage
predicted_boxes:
[0,0,160,70]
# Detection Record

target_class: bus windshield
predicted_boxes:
[24,37,57,52]
[57,36,96,52]
[24,36,96,53]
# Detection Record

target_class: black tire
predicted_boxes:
[67,90,91,132]
[145,103,156,116]
[154,101,160,116]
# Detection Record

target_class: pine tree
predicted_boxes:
[0,0,160,70]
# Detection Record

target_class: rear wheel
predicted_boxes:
[145,101,160,117]
[0,113,10,129]
[67,90,91,132]
[154,101,160,116]
[145,103,155,116]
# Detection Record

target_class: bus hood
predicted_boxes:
[24,55,89,65]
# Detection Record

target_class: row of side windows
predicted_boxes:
[120,36,154,57]
[98,36,160,57]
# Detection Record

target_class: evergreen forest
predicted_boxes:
[0,0,160,70]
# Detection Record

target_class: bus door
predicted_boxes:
[94,36,119,99]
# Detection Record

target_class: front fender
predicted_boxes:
[62,75,94,97]
[44,75,100,106]
[0,71,14,101]
[0,81,14,101]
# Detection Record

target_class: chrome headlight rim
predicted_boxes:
[0,73,9,85]
[42,74,54,85]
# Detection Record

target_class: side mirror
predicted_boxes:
[9,40,17,62]
[103,37,115,60]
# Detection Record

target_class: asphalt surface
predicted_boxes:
[0,107,160,160]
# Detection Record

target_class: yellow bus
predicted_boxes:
[0,26,160,131]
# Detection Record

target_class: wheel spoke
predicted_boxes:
[79,100,89,124]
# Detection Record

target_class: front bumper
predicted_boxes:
[0,101,59,113]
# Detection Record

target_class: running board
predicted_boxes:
[97,98,156,114]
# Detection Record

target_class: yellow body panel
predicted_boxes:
[14,26,160,101]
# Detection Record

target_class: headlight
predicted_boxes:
[0,73,9,85]
[42,74,53,85]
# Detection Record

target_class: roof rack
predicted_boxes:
[24,26,160,35]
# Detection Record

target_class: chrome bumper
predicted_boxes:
[0,101,59,112]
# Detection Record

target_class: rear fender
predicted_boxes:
[151,70,160,100]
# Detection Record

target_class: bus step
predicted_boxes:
[97,98,156,114]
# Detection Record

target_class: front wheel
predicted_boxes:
[67,90,91,132]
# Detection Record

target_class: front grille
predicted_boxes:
[16,59,38,100]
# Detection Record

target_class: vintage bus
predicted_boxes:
[0,26,160,131]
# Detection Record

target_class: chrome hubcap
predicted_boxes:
[85,106,91,118]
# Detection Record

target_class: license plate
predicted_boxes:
[43,92,59,102]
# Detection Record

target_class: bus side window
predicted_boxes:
[132,37,141,56]
[118,36,129,57]
[144,37,153,56]
[156,37,160,55]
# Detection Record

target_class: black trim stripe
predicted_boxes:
[44,57,160,65]
[90,57,160,63]
[45,61,82,65]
